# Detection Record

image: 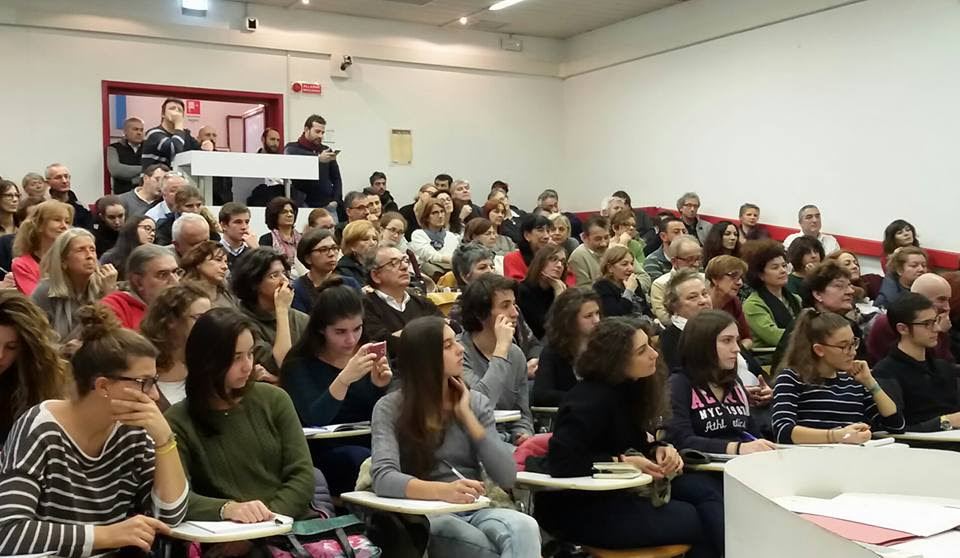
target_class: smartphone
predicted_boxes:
[368,341,387,360]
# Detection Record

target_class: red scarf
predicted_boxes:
[297,134,323,154]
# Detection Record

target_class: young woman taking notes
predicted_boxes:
[371,316,541,557]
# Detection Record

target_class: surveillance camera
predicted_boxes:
[340,55,353,72]
[244,17,258,32]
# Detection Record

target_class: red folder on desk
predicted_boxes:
[799,514,918,546]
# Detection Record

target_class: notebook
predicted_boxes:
[592,462,644,479]
[173,514,294,537]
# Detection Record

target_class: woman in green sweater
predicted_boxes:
[165,307,315,527]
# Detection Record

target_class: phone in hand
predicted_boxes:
[368,341,387,360]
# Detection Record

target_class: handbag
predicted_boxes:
[266,515,380,558]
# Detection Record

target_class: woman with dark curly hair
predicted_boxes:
[0,291,69,444]
[881,219,920,272]
[139,282,211,409]
[701,220,741,264]
[541,317,723,557]
[531,287,601,406]
[180,240,237,308]
[742,239,802,350]
[258,197,302,273]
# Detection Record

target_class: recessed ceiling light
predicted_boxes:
[459,16,468,25]
[182,0,208,9]
[489,0,525,11]
[301,0,310,4]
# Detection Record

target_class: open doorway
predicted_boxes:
[100,81,284,195]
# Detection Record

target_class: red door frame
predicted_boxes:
[101,80,284,194]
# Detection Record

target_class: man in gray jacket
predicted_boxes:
[457,273,534,444]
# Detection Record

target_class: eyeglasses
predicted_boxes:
[676,255,703,266]
[154,267,185,281]
[725,271,743,281]
[910,319,938,330]
[311,245,339,256]
[374,256,410,270]
[111,375,160,393]
[138,224,157,233]
[819,337,861,353]
[384,226,405,235]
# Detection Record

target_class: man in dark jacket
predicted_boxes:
[45,163,93,230]
[284,114,343,215]
[106,117,143,194]
[368,171,397,213]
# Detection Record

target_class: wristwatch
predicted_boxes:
[940,415,953,431]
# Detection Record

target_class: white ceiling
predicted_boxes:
[245,0,682,39]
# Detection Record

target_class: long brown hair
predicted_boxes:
[777,308,850,383]
[395,316,448,478]
[576,317,667,432]
[523,244,566,286]
[545,287,601,363]
[140,282,210,371]
[0,292,70,416]
[678,310,738,388]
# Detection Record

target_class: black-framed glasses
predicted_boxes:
[312,245,339,256]
[911,319,938,330]
[374,256,410,270]
[111,375,160,393]
[818,337,861,353]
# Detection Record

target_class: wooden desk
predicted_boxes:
[341,491,490,515]
[168,516,293,543]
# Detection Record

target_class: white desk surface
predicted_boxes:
[341,491,490,515]
[515,471,652,491]
[303,426,371,440]
[169,516,293,543]
[494,410,522,423]
[879,430,960,443]
[686,462,726,473]
[531,406,559,414]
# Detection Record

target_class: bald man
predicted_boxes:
[867,273,954,364]
[196,125,233,204]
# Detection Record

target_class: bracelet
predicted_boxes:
[867,382,882,394]
[156,439,178,456]
[735,442,742,455]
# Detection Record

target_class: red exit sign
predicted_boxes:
[291,82,322,95]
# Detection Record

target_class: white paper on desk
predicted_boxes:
[891,530,960,558]
[303,422,370,435]
[494,410,521,421]
[774,495,960,537]
[856,542,921,558]
[6,553,57,558]
[347,492,491,511]
[178,514,293,535]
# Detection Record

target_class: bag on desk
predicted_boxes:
[266,515,381,558]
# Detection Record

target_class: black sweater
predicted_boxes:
[664,370,758,454]
[874,347,960,432]
[516,281,555,340]
[548,380,663,478]
[531,344,577,407]
[141,125,199,170]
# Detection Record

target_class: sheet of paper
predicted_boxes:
[347,492,491,511]
[892,530,960,558]
[177,514,293,535]
[775,495,960,537]
[798,513,915,545]
[494,410,521,421]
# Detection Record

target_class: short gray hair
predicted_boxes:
[127,244,174,277]
[452,242,495,286]
[667,234,700,259]
[44,163,67,180]
[676,192,700,210]
[344,190,366,209]
[172,212,209,243]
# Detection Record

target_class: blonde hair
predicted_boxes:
[41,228,106,300]
[341,220,378,256]
[13,200,73,257]
[600,244,633,277]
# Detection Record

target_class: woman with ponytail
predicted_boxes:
[0,304,188,556]
[771,308,905,444]
[370,316,541,557]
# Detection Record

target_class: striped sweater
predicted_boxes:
[0,403,188,558]
[140,125,199,170]
[771,368,905,443]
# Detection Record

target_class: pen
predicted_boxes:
[443,459,467,481]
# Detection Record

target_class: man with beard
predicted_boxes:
[284,114,343,217]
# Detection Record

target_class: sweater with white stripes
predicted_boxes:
[0,402,188,558]
[771,368,905,443]
[140,125,199,170]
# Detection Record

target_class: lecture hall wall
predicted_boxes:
[1,0,958,252]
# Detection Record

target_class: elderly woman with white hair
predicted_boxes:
[30,228,118,339]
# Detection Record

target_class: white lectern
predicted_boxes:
[725,448,960,557]
[172,151,318,205]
